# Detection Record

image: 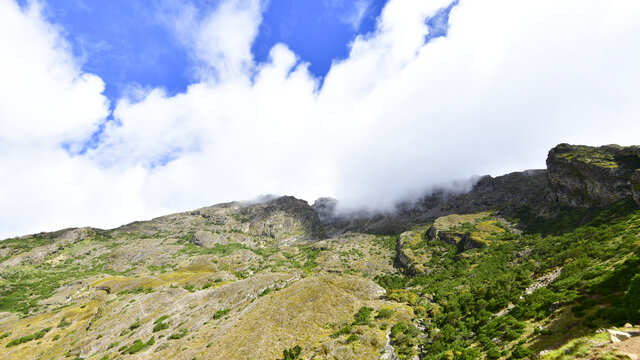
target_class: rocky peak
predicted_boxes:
[238,195,326,244]
[311,197,339,224]
[546,143,640,208]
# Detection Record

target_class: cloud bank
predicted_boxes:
[1,0,640,238]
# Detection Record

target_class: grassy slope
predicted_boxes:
[0,199,638,359]
[376,199,640,360]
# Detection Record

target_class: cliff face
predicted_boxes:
[546,144,640,208]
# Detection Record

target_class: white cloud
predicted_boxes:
[2,0,640,238]
[0,0,108,146]
[341,0,370,30]
[0,0,150,237]
[163,0,263,80]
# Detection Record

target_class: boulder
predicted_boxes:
[191,230,228,247]
[609,329,632,343]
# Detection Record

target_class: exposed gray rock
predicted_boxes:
[546,143,640,208]
[190,230,228,247]
[0,228,90,270]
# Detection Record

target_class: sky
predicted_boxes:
[1,0,640,239]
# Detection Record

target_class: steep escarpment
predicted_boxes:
[546,143,640,208]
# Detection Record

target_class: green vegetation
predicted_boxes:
[344,334,359,344]
[352,306,373,325]
[278,345,302,360]
[0,235,52,262]
[177,242,247,257]
[258,287,272,297]
[153,322,169,332]
[375,308,394,320]
[375,200,640,359]
[121,336,155,354]
[330,324,352,338]
[152,315,171,332]
[0,159,638,360]
[154,315,170,324]
[129,319,141,330]
[5,327,52,347]
[212,308,230,320]
[118,286,153,295]
[168,328,188,340]
[57,316,72,328]
[0,261,118,314]
[390,322,421,359]
[624,274,640,324]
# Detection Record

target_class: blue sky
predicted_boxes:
[20,0,391,104]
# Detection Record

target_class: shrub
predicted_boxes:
[330,324,352,338]
[486,347,501,359]
[212,308,230,320]
[58,317,72,329]
[258,287,272,297]
[353,306,374,325]
[121,336,155,355]
[6,327,51,347]
[153,322,169,333]
[344,334,359,344]
[5,327,52,347]
[129,319,141,330]
[154,315,169,324]
[511,345,532,359]
[168,328,188,340]
[279,345,302,360]
[624,274,640,323]
[118,286,153,295]
[375,308,395,320]
[123,340,145,354]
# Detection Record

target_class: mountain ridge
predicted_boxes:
[0,143,639,360]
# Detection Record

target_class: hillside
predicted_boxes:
[0,143,639,360]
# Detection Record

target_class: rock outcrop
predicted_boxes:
[546,143,640,208]
[119,195,325,248]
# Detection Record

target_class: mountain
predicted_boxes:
[0,143,639,360]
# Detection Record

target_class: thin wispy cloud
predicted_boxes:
[1,0,640,238]
[341,0,370,30]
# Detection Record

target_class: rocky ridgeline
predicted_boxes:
[313,169,548,236]
[114,195,326,249]
[316,144,640,237]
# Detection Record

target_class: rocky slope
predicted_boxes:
[0,143,639,360]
